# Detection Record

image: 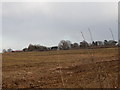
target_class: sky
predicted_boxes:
[1,2,118,51]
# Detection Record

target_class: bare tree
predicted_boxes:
[73,42,79,49]
[118,40,120,46]
[2,49,7,53]
[104,40,117,46]
[80,40,89,48]
[104,40,109,46]
[7,48,13,52]
[58,40,71,50]
[23,48,28,52]
[95,41,104,46]
[27,44,48,51]
[108,40,117,46]
[28,44,34,51]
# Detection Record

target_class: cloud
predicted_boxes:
[2,2,118,50]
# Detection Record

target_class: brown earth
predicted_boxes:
[2,48,119,88]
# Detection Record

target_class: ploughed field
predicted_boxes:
[2,48,119,88]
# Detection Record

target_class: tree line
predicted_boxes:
[2,39,119,53]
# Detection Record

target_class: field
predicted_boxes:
[2,48,119,88]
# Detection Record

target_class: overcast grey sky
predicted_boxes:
[2,2,118,51]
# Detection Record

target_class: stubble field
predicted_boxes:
[2,48,119,88]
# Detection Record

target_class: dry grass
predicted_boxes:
[2,47,119,88]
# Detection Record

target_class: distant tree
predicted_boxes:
[104,40,117,46]
[27,44,48,51]
[38,45,48,51]
[91,41,97,46]
[108,40,117,46]
[104,40,109,46]
[95,41,104,46]
[28,44,35,51]
[80,40,89,48]
[23,48,28,52]
[118,40,120,46]
[51,46,58,50]
[66,40,72,48]
[7,48,13,52]
[2,49,7,53]
[73,43,79,49]
[58,40,71,50]
[71,44,74,48]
